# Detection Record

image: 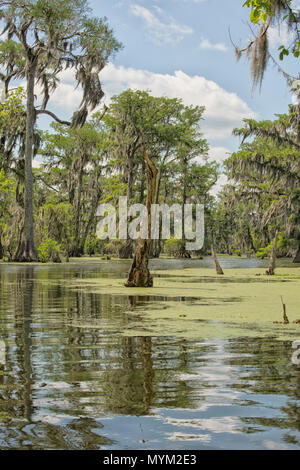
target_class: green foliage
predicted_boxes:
[0,0,122,192]
[256,245,271,259]
[0,169,14,196]
[105,89,208,154]
[1,0,123,260]
[37,239,62,263]
[243,0,300,59]
[256,232,294,258]
[164,238,186,257]
[0,169,15,256]
[0,87,25,136]
[243,0,271,23]
[36,202,74,253]
[105,240,128,258]
[84,232,99,256]
[214,102,300,260]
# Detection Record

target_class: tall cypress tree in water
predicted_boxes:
[0,0,121,261]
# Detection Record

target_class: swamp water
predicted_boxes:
[0,257,299,450]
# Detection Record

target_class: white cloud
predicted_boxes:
[199,38,228,52]
[207,147,230,197]
[46,82,83,111]
[166,417,240,435]
[153,6,164,15]
[20,72,83,114]
[268,24,293,48]
[130,4,193,44]
[100,64,257,140]
[210,174,228,197]
[30,64,256,143]
[32,159,42,168]
[263,440,289,450]
[291,0,300,8]
[209,146,231,164]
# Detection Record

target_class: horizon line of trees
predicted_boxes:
[1,84,299,264]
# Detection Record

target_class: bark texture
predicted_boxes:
[14,61,38,262]
[125,144,157,287]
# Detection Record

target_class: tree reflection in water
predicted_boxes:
[0,264,299,449]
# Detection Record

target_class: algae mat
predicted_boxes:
[67,267,300,341]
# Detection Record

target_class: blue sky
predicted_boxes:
[31,0,299,187]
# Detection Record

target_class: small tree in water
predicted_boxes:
[102,90,207,287]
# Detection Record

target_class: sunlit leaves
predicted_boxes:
[243,0,272,23]
[0,87,25,136]
[242,0,300,65]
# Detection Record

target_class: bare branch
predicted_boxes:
[36,109,71,126]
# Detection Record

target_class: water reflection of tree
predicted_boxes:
[0,268,35,424]
[100,337,154,415]
[224,337,300,443]
[0,267,35,450]
[60,290,157,415]
[0,268,10,419]
[15,268,34,422]
[0,267,117,449]
[60,289,207,416]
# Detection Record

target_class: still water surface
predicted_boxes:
[0,258,299,450]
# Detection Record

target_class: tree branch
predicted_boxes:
[36,109,71,126]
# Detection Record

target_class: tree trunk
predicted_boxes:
[79,187,103,255]
[14,61,37,262]
[0,238,3,260]
[179,159,187,256]
[69,162,95,258]
[70,163,84,257]
[211,244,224,275]
[247,226,255,252]
[266,230,278,275]
[293,242,300,263]
[125,144,157,287]
[139,158,146,203]
[150,168,163,259]
[119,152,136,260]
[151,238,162,258]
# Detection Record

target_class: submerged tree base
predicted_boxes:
[265,268,275,275]
[124,240,153,288]
[211,245,224,275]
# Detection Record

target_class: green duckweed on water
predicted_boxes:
[65,267,300,341]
